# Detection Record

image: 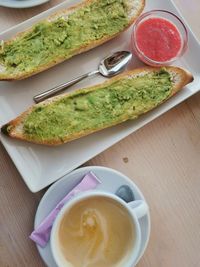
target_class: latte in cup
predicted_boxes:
[54,196,136,267]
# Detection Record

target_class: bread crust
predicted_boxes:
[0,0,145,81]
[1,66,193,145]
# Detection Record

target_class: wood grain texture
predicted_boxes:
[0,1,200,266]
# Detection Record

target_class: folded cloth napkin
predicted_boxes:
[30,172,101,247]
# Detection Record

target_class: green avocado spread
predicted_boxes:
[22,70,172,143]
[0,0,129,74]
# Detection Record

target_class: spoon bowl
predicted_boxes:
[99,51,132,77]
[116,185,135,203]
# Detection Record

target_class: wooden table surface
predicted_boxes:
[0,1,200,266]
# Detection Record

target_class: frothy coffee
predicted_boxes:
[57,196,135,267]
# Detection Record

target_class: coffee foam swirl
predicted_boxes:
[58,197,135,267]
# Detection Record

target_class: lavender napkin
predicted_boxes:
[30,172,101,247]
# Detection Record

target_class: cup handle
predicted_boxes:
[127,200,148,219]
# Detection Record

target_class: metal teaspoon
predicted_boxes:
[33,51,132,103]
[116,185,135,203]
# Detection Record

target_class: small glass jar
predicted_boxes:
[131,10,188,66]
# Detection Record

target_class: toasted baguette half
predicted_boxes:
[1,66,193,145]
[0,0,145,81]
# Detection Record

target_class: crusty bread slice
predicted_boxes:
[0,0,145,81]
[1,66,193,145]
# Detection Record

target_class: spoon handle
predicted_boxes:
[33,69,99,103]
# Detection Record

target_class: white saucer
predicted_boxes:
[34,166,151,267]
[0,0,50,9]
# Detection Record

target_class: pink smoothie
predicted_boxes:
[135,17,182,62]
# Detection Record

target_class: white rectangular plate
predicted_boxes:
[0,0,200,192]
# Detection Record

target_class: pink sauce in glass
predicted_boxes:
[135,17,182,62]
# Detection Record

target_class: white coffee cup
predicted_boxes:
[51,190,148,267]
